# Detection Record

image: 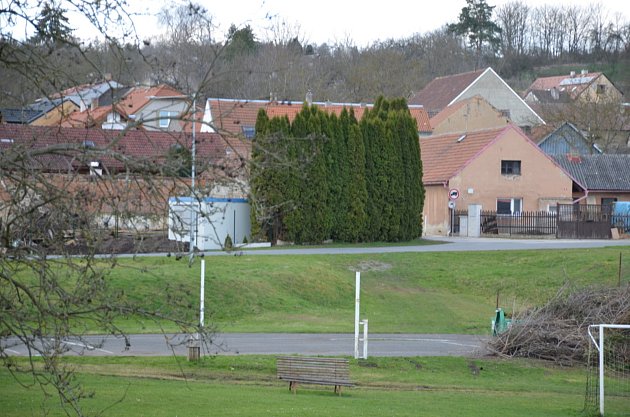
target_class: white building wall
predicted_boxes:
[168,197,251,250]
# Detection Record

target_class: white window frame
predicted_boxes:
[497,198,522,215]
[159,111,178,128]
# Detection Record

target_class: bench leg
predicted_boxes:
[335,385,342,396]
[289,381,298,394]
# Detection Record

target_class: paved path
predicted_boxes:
[1,333,490,358]
[199,236,630,256]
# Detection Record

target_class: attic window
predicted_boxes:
[456,134,466,143]
[597,84,606,94]
[1,138,14,143]
[501,160,521,176]
[82,140,95,148]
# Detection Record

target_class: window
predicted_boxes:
[501,160,521,176]
[597,84,606,94]
[497,198,522,215]
[159,111,178,128]
[241,126,255,139]
[601,198,617,207]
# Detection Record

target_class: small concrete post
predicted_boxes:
[467,204,482,237]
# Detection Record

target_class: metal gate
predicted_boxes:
[556,204,613,239]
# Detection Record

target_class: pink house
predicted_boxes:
[420,124,582,235]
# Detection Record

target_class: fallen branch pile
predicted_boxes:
[488,283,630,365]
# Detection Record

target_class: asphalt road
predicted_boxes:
[1,333,490,358]
[165,236,630,258]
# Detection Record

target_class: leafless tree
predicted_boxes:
[0,2,250,416]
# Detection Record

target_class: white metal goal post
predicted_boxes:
[586,324,630,416]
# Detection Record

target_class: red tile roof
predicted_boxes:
[206,98,432,135]
[409,69,486,111]
[0,124,248,174]
[60,84,203,132]
[420,126,511,184]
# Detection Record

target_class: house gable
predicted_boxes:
[537,122,601,156]
[430,95,510,135]
[410,67,544,128]
[453,68,545,127]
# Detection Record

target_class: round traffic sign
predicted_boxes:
[449,189,460,200]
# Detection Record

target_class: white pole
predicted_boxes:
[599,324,604,416]
[189,97,197,258]
[200,259,205,329]
[354,271,360,359]
[362,319,368,359]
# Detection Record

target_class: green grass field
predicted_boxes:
[1,355,612,417]
[4,244,630,416]
[99,246,630,334]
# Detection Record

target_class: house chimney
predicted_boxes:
[305,90,313,106]
[570,71,576,78]
[104,73,112,81]
[581,69,588,75]
[91,97,99,111]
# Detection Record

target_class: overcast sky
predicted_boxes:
[10,0,629,47]
[123,0,629,47]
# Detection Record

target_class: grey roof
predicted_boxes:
[63,80,123,107]
[528,89,571,104]
[553,154,630,191]
[0,108,43,123]
[26,97,65,113]
[97,87,133,106]
[538,122,601,156]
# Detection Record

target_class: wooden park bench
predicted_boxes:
[276,356,354,395]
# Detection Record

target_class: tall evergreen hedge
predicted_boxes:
[250,98,424,244]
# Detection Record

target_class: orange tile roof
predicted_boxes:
[409,69,486,111]
[115,84,185,117]
[420,126,511,184]
[206,98,432,136]
[60,105,111,128]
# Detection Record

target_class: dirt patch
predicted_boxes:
[351,260,393,272]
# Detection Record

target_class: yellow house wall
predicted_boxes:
[581,75,623,103]
[431,98,511,136]
[422,185,450,236]
[30,101,79,126]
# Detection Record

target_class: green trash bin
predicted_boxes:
[491,308,512,336]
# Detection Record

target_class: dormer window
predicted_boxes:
[242,126,255,139]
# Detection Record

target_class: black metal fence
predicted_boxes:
[453,205,630,238]
[480,210,557,236]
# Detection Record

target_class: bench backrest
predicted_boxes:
[277,356,351,385]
